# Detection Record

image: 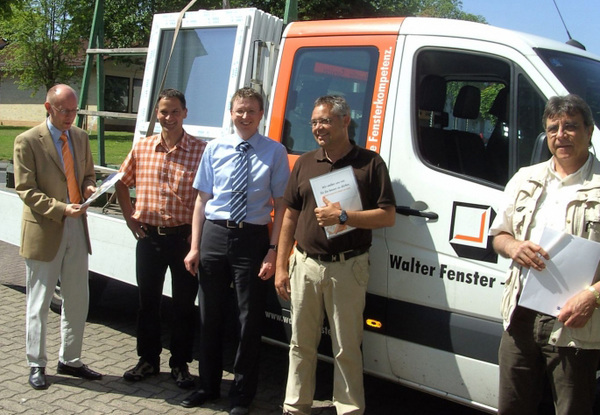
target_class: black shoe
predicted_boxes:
[181,390,220,408]
[57,362,103,380]
[29,367,48,390]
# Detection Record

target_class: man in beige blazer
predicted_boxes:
[13,84,102,390]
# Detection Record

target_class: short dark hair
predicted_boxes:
[158,88,186,109]
[313,95,351,117]
[543,94,594,128]
[230,87,264,111]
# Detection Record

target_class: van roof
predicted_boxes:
[285,16,599,60]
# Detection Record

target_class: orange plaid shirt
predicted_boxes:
[119,132,206,227]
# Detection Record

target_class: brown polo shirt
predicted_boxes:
[283,145,396,255]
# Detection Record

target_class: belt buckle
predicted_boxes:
[226,220,242,229]
[331,254,338,262]
[157,226,167,236]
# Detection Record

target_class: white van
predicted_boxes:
[259,15,600,412]
[3,8,600,413]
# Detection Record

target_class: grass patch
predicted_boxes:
[0,126,28,161]
[0,126,133,167]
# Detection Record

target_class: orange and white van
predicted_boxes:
[3,7,600,413]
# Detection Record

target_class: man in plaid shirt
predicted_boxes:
[115,89,206,388]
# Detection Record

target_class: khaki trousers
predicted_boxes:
[283,248,370,415]
[25,216,89,368]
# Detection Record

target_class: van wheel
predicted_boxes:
[49,272,108,314]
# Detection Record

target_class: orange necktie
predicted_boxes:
[59,133,82,204]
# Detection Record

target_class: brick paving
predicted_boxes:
[0,240,310,415]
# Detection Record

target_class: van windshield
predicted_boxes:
[282,47,379,154]
[536,48,600,128]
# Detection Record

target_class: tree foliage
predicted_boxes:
[0,0,484,94]
[102,0,219,48]
[230,0,485,21]
[0,0,90,93]
[0,0,23,20]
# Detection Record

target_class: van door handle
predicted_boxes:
[395,206,439,221]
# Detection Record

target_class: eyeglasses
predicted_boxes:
[545,120,583,137]
[309,118,332,127]
[52,105,79,116]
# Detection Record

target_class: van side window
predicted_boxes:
[416,50,547,187]
[282,47,379,154]
[516,74,548,168]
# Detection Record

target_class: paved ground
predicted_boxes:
[0,240,492,415]
[0,162,317,415]
[0,239,307,415]
[0,162,487,415]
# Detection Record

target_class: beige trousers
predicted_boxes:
[25,216,89,368]
[283,247,370,415]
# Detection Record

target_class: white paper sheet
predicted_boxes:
[518,227,600,316]
[309,166,363,239]
[80,172,124,208]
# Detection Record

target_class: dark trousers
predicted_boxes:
[197,219,269,407]
[498,306,600,415]
[135,231,198,368]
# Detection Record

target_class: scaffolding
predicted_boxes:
[76,0,147,166]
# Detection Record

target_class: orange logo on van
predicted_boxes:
[449,202,498,263]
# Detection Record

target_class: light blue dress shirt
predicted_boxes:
[194,132,290,225]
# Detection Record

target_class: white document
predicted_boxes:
[81,172,124,208]
[309,166,363,239]
[518,227,600,316]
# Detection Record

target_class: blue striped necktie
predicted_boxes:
[229,141,251,223]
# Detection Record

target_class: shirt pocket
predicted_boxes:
[169,164,195,195]
[583,189,600,241]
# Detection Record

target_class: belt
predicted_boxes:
[209,219,266,229]
[145,224,191,236]
[296,245,368,263]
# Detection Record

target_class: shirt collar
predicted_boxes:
[314,144,359,163]
[152,130,191,153]
[235,131,260,150]
[547,153,593,185]
[46,118,66,143]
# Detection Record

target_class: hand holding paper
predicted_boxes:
[309,166,362,239]
[81,172,124,208]
[518,227,600,317]
[315,196,348,233]
[556,286,597,328]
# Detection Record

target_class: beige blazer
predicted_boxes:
[13,121,96,261]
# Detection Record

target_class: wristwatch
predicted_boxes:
[338,209,348,225]
[269,244,278,252]
[587,285,600,307]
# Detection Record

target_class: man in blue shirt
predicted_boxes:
[182,87,290,415]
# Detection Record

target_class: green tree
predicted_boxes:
[0,0,23,20]
[102,0,217,48]
[231,0,485,21]
[0,0,90,93]
[0,0,485,95]
[417,0,484,22]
